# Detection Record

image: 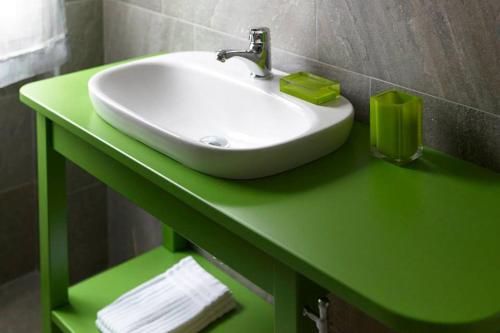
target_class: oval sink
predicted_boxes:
[89,52,354,179]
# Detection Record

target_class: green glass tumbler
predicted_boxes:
[370,90,423,165]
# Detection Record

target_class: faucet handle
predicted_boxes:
[249,27,270,44]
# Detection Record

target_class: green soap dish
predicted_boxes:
[280,72,340,105]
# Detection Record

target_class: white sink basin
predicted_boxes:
[89,52,353,179]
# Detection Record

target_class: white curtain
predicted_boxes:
[0,0,68,88]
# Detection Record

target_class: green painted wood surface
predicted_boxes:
[163,225,190,252]
[21,57,500,332]
[52,247,273,332]
[52,123,275,294]
[37,114,68,333]
[274,263,300,333]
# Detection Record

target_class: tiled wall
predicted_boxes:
[102,1,499,331]
[107,189,163,266]
[0,0,106,284]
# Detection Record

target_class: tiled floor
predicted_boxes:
[0,272,41,333]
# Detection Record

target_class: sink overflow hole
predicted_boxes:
[200,136,229,148]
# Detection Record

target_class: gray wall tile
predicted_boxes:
[0,273,41,333]
[0,96,34,192]
[194,26,247,52]
[62,0,104,73]
[68,184,108,283]
[66,161,100,193]
[120,0,161,12]
[0,184,37,285]
[162,0,317,58]
[104,0,194,63]
[0,171,108,286]
[317,0,500,115]
[107,189,163,266]
[457,109,500,172]
[161,0,218,26]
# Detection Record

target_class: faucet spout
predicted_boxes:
[215,27,272,79]
[216,49,257,63]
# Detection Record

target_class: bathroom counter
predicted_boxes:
[21,59,500,333]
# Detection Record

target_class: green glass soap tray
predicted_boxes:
[280,72,340,105]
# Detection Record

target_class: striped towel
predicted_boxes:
[96,256,236,333]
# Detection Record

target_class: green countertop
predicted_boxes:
[21,59,500,333]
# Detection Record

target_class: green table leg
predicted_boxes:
[163,225,189,252]
[274,262,329,333]
[37,115,68,333]
[274,263,300,333]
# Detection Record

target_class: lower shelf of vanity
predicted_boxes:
[52,247,274,332]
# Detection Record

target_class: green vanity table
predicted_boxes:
[20,59,500,333]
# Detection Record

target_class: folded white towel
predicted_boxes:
[96,256,236,333]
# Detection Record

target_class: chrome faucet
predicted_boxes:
[216,27,272,79]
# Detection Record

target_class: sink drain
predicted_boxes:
[200,136,229,148]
